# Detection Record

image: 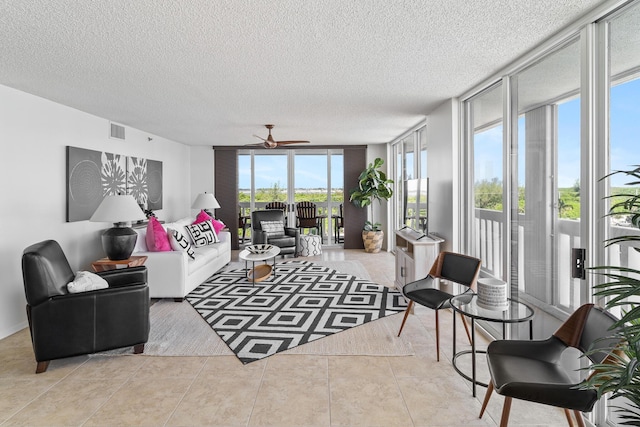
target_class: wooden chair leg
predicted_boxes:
[563,409,575,427]
[479,381,494,418]
[133,344,145,354]
[460,313,472,344]
[435,310,440,361]
[35,360,49,374]
[500,396,512,427]
[573,410,585,427]
[397,300,413,336]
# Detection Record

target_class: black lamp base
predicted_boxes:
[102,226,138,260]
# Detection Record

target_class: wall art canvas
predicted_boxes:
[126,157,163,210]
[66,146,126,222]
[67,146,162,222]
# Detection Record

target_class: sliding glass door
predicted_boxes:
[238,149,344,244]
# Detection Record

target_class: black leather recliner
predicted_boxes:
[22,240,150,373]
[251,209,299,256]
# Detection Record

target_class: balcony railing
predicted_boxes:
[239,201,342,243]
[474,208,640,311]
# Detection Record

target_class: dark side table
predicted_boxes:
[450,293,534,397]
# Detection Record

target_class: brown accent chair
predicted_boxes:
[22,240,150,373]
[397,251,481,361]
[479,303,621,427]
[296,201,321,242]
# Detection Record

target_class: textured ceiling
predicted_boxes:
[0,0,605,146]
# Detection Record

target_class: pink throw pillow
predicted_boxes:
[193,210,213,224]
[194,210,225,234]
[145,217,172,252]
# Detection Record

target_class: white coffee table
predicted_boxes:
[238,245,281,285]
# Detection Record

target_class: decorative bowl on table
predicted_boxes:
[246,244,274,254]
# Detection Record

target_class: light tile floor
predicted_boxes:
[0,248,570,426]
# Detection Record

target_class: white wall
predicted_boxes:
[189,145,215,215]
[426,98,458,252]
[0,84,193,339]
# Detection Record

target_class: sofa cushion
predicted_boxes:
[260,220,285,238]
[146,217,172,252]
[185,220,219,247]
[167,228,196,260]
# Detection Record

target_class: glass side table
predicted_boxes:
[450,294,534,397]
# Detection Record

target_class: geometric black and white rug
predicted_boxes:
[186,260,407,364]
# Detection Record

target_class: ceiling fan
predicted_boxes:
[249,124,310,149]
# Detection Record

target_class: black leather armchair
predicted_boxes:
[22,240,150,373]
[251,209,299,256]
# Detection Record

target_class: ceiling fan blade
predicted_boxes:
[253,134,267,142]
[276,140,311,145]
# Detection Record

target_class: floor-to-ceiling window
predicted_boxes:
[390,124,427,247]
[512,37,583,314]
[466,83,504,281]
[460,2,640,424]
[238,149,343,244]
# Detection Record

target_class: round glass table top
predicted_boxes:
[450,294,534,323]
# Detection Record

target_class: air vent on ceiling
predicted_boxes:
[110,123,125,140]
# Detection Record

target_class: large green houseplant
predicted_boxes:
[349,157,394,253]
[583,166,640,425]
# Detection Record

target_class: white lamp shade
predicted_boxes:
[191,193,221,210]
[90,195,146,223]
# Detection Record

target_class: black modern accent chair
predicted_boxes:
[397,251,481,361]
[251,209,299,257]
[22,240,150,373]
[479,303,621,427]
[296,201,322,242]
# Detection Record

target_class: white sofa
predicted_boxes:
[131,217,231,300]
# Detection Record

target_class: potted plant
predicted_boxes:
[583,165,640,425]
[349,157,394,253]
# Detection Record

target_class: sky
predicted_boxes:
[473,78,640,189]
[238,152,344,190]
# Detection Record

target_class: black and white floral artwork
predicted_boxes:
[66,146,162,222]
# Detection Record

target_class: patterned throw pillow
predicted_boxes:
[185,220,219,247]
[167,228,196,260]
[260,220,285,238]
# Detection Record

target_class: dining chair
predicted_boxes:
[333,203,344,243]
[238,209,251,243]
[265,201,288,226]
[397,251,481,361]
[296,201,322,242]
[479,303,621,427]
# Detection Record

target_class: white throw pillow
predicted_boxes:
[67,271,109,293]
[167,227,196,260]
[260,220,285,238]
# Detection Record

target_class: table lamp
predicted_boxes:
[191,192,220,217]
[90,194,146,260]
